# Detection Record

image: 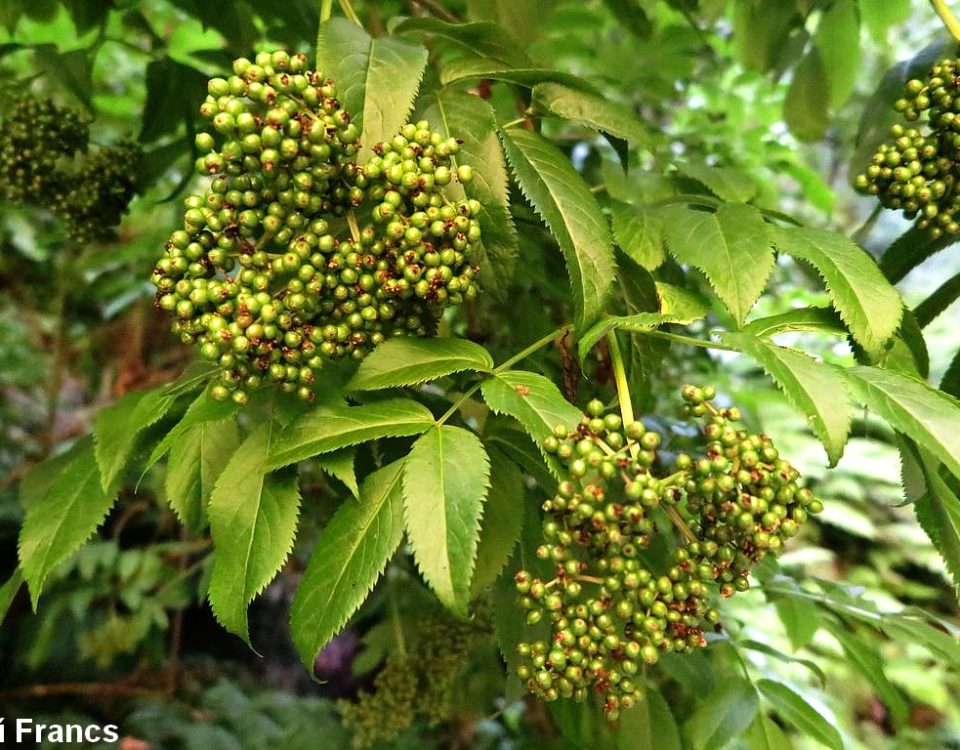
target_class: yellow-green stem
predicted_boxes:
[339,0,363,25]
[319,0,333,22]
[606,331,635,430]
[931,0,960,42]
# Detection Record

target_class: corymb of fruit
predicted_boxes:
[151,51,481,405]
[854,57,960,236]
[0,93,140,244]
[514,386,823,719]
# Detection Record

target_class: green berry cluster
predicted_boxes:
[150,51,481,406]
[338,615,482,749]
[0,93,140,243]
[514,386,823,719]
[854,58,960,237]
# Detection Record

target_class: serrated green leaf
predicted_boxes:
[912,449,960,592]
[18,437,118,608]
[578,313,683,364]
[316,17,428,160]
[481,370,583,445]
[348,336,493,391]
[208,423,301,643]
[748,715,792,750]
[94,386,179,492]
[391,17,529,67]
[843,366,960,480]
[499,127,615,330]
[785,48,829,141]
[316,448,359,498]
[676,163,758,203]
[740,640,826,686]
[426,89,518,298]
[823,620,908,727]
[881,613,960,668]
[165,419,240,532]
[685,677,759,750]
[289,460,405,667]
[743,307,845,338]
[144,390,238,474]
[774,595,821,651]
[403,425,490,614]
[756,680,842,750]
[774,226,902,356]
[440,58,595,89]
[724,333,851,465]
[656,281,712,321]
[618,684,682,750]
[610,200,665,271]
[533,82,652,149]
[0,568,24,626]
[470,448,525,597]
[661,204,774,325]
[267,398,435,470]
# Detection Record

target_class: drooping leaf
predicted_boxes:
[784,48,829,141]
[676,163,758,203]
[403,425,490,615]
[732,0,801,73]
[914,270,960,329]
[610,200,665,271]
[267,399,436,470]
[756,679,842,750]
[859,0,911,41]
[165,419,240,532]
[348,337,493,391]
[685,677,760,750]
[140,56,208,143]
[724,333,851,465]
[533,82,652,149]
[823,620,908,727]
[843,366,960,480]
[0,568,23,626]
[881,612,960,668]
[911,448,960,592]
[879,225,959,284]
[499,126,616,330]
[774,226,903,357]
[316,17,428,160]
[207,423,301,643]
[600,0,652,38]
[427,89,519,298]
[815,0,861,108]
[774,595,821,651]
[740,640,827,686]
[289,460,406,667]
[18,437,118,608]
[470,448,525,597]
[661,204,775,325]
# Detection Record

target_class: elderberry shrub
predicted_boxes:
[151,51,481,405]
[854,57,960,236]
[0,93,141,243]
[514,385,823,719]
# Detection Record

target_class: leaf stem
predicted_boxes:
[338,0,363,26]
[320,0,334,22]
[931,0,960,42]
[389,586,408,658]
[606,331,636,429]
[607,332,698,544]
[637,328,738,352]
[500,117,530,130]
[410,0,459,22]
[435,327,568,426]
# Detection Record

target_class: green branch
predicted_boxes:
[931,0,960,42]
